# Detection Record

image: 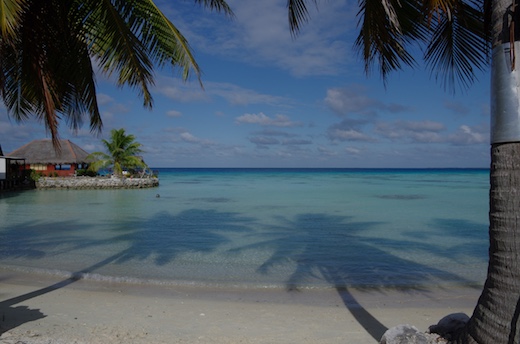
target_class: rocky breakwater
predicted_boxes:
[36,176,159,189]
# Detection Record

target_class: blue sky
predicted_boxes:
[0,0,490,168]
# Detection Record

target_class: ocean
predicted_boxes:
[0,168,489,290]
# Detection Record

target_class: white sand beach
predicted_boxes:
[0,270,481,344]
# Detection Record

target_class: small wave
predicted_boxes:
[376,194,426,200]
[0,265,334,291]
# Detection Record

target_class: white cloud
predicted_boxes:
[158,86,207,102]
[317,146,338,156]
[96,93,114,106]
[179,131,214,146]
[345,147,361,155]
[155,77,208,102]
[249,136,280,146]
[449,125,488,145]
[399,120,445,132]
[327,118,374,142]
[180,132,198,143]
[329,128,374,142]
[282,139,312,145]
[251,129,297,138]
[375,120,446,143]
[155,77,290,107]
[374,120,488,146]
[168,0,354,77]
[444,100,471,115]
[236,112,302,127]
[325,87,411,116]
[166,110,182,118]
[82,144,97,152]
[207,82,290,106]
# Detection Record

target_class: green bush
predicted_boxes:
[76,169,97,177]
[29,169,41,182]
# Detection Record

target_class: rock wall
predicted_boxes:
[36,176,159,189]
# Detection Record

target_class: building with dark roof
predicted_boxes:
[8,139,91,177]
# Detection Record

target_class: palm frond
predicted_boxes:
[354,0,423,83]
[193,0,234,16]
[287,0,317,36]
[127,0,202,83]
[423,0,488,92]
[0,0,24,39]
[80,0,155,107]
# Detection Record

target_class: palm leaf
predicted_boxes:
[127,0,200,83]
[0,0,24,39]
[287,0,318,36]
[194,0,234,16]
[354,0,424,83]
[79,0,155,107]
[423,0,488,92]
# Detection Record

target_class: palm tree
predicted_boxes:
[88,128,147,177]
[288,0,519,343]
[0,0,233,148]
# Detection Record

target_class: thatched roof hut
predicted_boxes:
[8,139,91,164]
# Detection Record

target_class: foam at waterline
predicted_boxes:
[0,264,326,290]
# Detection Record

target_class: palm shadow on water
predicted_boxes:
[101,208,255,267]
[229,212,483,341]
[0,208,254,334]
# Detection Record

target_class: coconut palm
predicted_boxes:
[289,0,519,343]
[0,0,233,148]
[88,128,146,177]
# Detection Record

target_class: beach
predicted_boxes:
[0,270,481,344]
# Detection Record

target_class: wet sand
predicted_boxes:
[0,270,481,343]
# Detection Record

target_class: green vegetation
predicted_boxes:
[75,169,97,177]
[29,169,41,182]
[88,128,148,178]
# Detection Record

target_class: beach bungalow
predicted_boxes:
[8,139,91,177]
[0,145,28,190]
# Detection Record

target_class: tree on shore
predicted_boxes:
[0,0,233,148]
[288,0,520,343]
[88,128,147,177]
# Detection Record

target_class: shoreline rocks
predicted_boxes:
[380,313,470,344]
[35,176,159,189]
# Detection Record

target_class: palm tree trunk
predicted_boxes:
[461,144,520,343]
[458,0,520,342]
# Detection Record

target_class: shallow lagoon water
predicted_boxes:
[0,168,489,289]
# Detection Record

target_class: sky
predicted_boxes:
[0,0,490,168]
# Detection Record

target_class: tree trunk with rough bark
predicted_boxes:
[455,0,520,342]
[458,144,520,343]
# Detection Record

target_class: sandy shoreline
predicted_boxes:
[0,270,482,344]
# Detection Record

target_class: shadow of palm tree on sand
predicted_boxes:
[230,212,479,341]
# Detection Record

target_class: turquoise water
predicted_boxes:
[0,168,489,289]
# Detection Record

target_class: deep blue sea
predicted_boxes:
[0,168,489,289]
